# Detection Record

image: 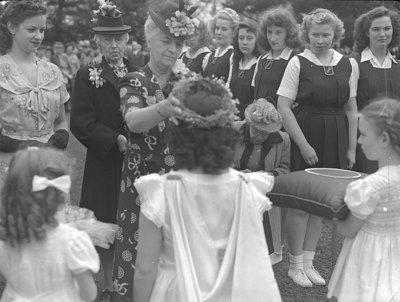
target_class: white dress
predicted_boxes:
[328,165,400,302]
[135,168,281,302]
[0,224,99,302]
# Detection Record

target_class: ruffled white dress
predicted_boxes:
[328,165,400,302]
[0,224,99,302]
[135,168,281,302]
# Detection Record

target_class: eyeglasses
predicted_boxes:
[102,36,126,46]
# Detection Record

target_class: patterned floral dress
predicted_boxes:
[112,65,176,298]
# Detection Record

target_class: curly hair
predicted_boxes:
[353,6,400,53]
[0,147,73,246]
[190,19,212,50]
[0,0,47,55]
[209,8,240,37]
[166,78,239,174]
[299,8,345,47]
[233,20,262,69]
[361,97,400,155]
[257,4,301,52]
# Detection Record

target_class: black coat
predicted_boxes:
[70,57,136,223]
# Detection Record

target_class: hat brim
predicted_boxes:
[93,25,131,34]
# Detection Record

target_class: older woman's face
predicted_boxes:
[368,16,392,51]
[149,30,183,68]
[97,34,127,64]
[308,23,334,55]
[249,126,269,142]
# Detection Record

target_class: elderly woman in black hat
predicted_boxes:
[112,0,199,298]
[234,98,291,266]
[69,1,136,299]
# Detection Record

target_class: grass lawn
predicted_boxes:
[0,129,341,301]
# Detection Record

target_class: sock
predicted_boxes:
[303,250,315,269]
[289,253,303,270]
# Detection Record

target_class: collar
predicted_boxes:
[215,45,234,57]
[261,47,293,60]
[239,56,258,70]
[301,48,342,66]
[185,47,211,59]
[360,48,397,65]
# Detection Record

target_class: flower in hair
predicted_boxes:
[165,6,200,37]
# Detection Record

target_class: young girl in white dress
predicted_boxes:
[327,98,400,302]
[133,78,281,302]
[0,147,99,302]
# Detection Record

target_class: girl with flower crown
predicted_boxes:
[0,147,99,302]
[112,0,199,298]
[133,77,281,302]
[202,8,240,83]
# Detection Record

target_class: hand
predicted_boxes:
[48,129,69,149]
[117,134,127,154]
[158,95,182,118]
[347,149,356,169]
[299,143,318,166]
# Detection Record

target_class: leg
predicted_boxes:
[98,246,115,291]
[286,209,312,287]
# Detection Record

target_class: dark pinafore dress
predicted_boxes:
[253,51,296,107]
[353,56,400,173]
[291,55,352,171]
[229,62,256,119]
[202,48,233,83]
[180,50,209,74]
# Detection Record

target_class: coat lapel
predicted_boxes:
[99,57,137,92]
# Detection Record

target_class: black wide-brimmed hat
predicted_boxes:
[92,1,131,34]
[149,0,199,40]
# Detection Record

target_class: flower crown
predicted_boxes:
[170,75,239,129]
[92,0,121,23]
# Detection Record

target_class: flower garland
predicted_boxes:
[165,10,200,37]
[89,67,106,88]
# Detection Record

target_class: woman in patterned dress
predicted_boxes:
[202,8,239,82]
[0,0,69,195]
[112,0,199,298]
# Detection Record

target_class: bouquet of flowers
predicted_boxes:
[56,204,118,249]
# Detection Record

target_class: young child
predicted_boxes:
[0,147,99,302]
[327,98,400,302]
[133,78,281,302]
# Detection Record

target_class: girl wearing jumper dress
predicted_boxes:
[133,78,281,302]
[327,98,400,302]
[0,148,99,302]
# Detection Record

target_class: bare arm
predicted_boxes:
[74,270,98,302]
[277,96,318,166]
[133,212,163,302]
[325,212,365,238]
[344,96,358,169]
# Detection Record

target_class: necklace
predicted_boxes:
[320,50,335,76]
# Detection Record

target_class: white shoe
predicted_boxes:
[304,265,326,285]
[288,268,313,287]
[270,252,282,265]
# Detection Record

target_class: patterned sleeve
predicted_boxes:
[67,229,100,274]
[344,175,380,219]
[134,173,165,228]
[119,71,148,118]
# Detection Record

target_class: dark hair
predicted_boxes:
[361,97,400,154]
[299,8,345,46]
[257,5,301,52]
[166,78,239,174]
[0,0,47,55]
[233,20,261,69]
[353,6,400,53]
[0,147,72,246]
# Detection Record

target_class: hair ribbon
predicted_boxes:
[32,175,71,194]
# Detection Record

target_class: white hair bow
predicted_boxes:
[32,175,71,194]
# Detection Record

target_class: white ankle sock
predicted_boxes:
[289,254,303,270]
[303,250,315,268]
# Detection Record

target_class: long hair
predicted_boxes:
[0,0,47,55]
[353,6,400,53]
[257,4,301,52]
[232,20,261,70]
[0,148,73,246]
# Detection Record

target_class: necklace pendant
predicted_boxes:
[211,57,217,64]
[264,59,274,70]
[238,70,245,78]
[323,65,334,76]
